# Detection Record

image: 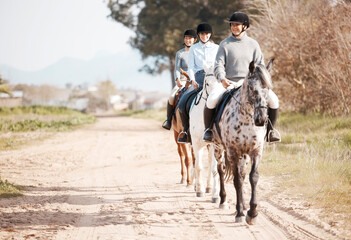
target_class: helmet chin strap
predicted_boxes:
[232,25,247,38]
[198,34,210,44]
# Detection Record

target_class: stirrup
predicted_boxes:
[202,128,214,143]
[177,131,189,144]
[267,129,281,143]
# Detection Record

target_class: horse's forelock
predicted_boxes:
[256,64,273,89]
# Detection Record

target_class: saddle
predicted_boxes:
[173,68,193,119]
[213,86,241,138]
[173,87,186,108]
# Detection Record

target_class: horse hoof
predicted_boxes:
[212,197,220,204]
[180,179,186,184]
[205,187,211,193]
[246,214,257,225]
[235,216,245,223]
[186,183,193,188]
[219,202,229,209]
[196,192,205,197]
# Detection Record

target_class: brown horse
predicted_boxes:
[171,69,195,186]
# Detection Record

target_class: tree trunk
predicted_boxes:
[169,58,175,89]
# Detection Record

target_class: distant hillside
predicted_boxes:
[0,51,171,93]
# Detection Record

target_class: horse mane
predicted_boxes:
[254,64,273,90]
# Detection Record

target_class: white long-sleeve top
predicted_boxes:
[187,41,219,81]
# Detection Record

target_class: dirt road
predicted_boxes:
[0,117,343,239]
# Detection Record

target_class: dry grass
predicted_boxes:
[261,111,351,227]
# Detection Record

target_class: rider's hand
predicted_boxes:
[221,78,232,89]
[176,78,182,87]
[192,80,199,89]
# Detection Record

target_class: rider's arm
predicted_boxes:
[187,45,196,82]
[253,41,265,66]
[214,43,226,83]
[174,50,181,82]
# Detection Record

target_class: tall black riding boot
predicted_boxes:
[162,102,173,130]
[177,112,191,144]
[266,108,281,143]
[203,106,216,142]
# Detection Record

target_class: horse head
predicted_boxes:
[203,62,220,96]
[246,59,274,127]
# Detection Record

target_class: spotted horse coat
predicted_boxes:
[212,59,274,225]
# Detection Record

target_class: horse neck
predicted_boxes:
[237,80,253,119]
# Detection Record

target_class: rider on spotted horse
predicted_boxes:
[202,12,281,143]
[177,22,219,143]
[162,29,197,130]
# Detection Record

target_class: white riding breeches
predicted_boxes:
[206,85,279,109]
[169,76,187,105]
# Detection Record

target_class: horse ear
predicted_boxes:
[249,61,255,74]
[266,58,274,72]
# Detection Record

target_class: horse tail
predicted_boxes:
[224,151,234,182]
[223,153,250,182]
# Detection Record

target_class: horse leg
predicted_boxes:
[194,146,205,197]
[233,156,247,223]
[209,145,220,203]
[174,131,186,184]
[215,148,228,208]
[206,144,213,194]
[184,144,193,186]
[246,154,260,225]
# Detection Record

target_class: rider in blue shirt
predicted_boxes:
[177,22,219,143]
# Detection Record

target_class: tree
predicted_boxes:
[0,74,12,96]
[108,0,245,89]
[96,80,118,110]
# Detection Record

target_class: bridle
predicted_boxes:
[231,79,268,119]
[194,73,214,105]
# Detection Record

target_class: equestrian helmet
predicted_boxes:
[196,22,212,35]
[229,12,250,28]
[184,29,197,39]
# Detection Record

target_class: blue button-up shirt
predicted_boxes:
[187,41,219,81]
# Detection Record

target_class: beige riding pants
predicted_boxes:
[206,84,279,109]
[169,76,187,105]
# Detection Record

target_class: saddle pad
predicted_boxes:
[185,90,199,116]
[214,86,241,138]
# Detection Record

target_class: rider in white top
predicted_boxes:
[177,22,219,144]
[162,29,197,130]
[203,12,281,143]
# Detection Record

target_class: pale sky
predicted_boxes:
[0,0,133,71]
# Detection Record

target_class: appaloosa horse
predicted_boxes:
[213,60,274,225]
[189,63,221,201]
[172,70,195,186]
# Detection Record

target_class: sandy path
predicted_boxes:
[0,116,343,239]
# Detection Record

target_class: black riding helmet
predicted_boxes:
[184,29,197,39]
[229,12,250,29]
[196,22,212,35]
